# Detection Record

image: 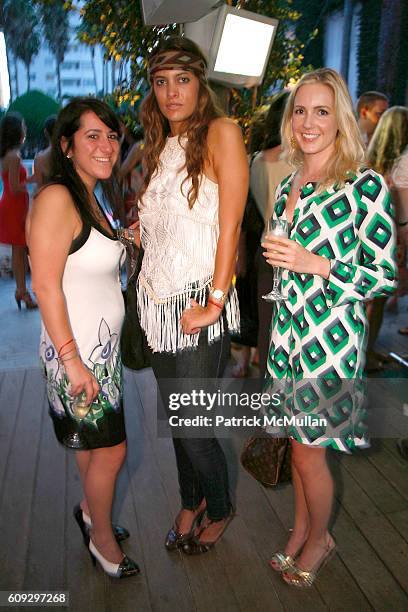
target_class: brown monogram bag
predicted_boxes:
[240,436,291,487]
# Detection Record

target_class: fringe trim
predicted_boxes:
[137,275,240,353]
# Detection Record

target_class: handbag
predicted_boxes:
[121,247,151,370]
[240,436,291,487]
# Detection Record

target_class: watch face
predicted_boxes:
[211,289,225,301]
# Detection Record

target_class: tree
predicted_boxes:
[34,0,311,131]
[40,0,70,101]
[3,0,41,96]
[8,89,60,156]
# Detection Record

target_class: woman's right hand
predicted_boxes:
[64,357,100,405]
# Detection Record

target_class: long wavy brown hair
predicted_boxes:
[139,36,223,209]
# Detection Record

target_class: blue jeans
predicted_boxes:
[150,327,231,521]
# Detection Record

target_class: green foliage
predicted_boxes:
[33,0,313,135]
[292,0,324,68]
[8,90,60,155]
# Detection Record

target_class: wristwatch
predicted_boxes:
[209,286,226,304]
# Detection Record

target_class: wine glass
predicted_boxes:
[63,392,92,449]
[262,218,289,302]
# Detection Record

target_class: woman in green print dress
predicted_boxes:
[262,69,397,587]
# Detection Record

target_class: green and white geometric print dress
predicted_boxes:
[40,220,126,450]
[265,168,397,452]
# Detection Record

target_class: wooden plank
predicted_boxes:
[262,465,371,611]
[105,371,154,612]
[332,459,408,593]
[133,369,249,612]
[230,454,327,611]
[333,448,407,514]
[125,371,198,612]
[366,442,408,502]
[330,503,408,609]
[23,391,66,590]
[0,369,25,498]
[386,509,408,543]
[0,369,44,591]
[65,451,107,612]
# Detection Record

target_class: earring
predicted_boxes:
[66,154,72,159]
[290,136,297,149]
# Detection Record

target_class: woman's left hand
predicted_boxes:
[262,236,330,278]
[180,299,222,335]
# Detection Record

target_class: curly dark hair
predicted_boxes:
[0,112,25,158]
[48,97,122,227]
[139,36,223,209]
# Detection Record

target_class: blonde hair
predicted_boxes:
[281,68,366,190]
[367,106,408,176]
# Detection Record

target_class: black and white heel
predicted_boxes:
[88,539,140,578]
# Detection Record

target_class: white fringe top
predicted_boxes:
[137,135,240,353]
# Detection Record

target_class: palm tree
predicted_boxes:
[3,0,40,95]
[40,0,69,101]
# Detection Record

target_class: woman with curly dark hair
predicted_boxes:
[136,36,248,553]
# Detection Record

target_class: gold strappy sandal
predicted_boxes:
[282,539,337,587]
[269,552,296,572]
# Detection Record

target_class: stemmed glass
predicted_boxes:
[116,228,138,281]
[262,218,289,302]
[63,392,92,449]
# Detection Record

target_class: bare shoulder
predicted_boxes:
[3,149,21,169]
[208,117,243,143]
[33,183,76,217]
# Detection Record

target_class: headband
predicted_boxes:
[148,50,206,78]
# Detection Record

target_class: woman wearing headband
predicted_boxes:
[136,36,248,553]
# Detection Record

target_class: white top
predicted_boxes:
[137,135,239,353]
[392,152,408,189]
[250,152,292,222]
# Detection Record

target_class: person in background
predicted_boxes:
[356,90,389,147]
[136,36,248,553]
[118,122,143,226]
[365,106,408,370]
[391,144,408,460]
[263,68,396,587]
[33,115,57,187]
[27,98,140,579]
[251,91,292,378]
[0,112,37,310]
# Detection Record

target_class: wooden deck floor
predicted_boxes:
[0,305,408,611]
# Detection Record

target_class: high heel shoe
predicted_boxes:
[182,509,235,555]
[15,290,37,310]
[88,539,140,578]
[165,505,206,551]
[73,504,130,546]
[269,552,297,572]
[269,531,309,572]
[282,538,337,588]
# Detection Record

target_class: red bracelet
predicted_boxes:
[208,297,223,310]
[58,338,75,356]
